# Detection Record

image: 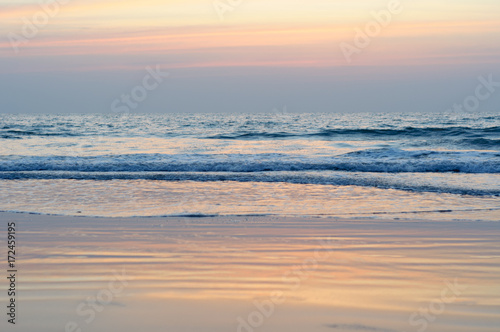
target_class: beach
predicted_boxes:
[2,0,500,330]
[2,211,499,332]
[0,113,499,331]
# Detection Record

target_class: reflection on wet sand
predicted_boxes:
[6,213,500,332]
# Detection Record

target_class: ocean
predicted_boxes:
[1,112,499,220]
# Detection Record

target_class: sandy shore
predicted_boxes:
[1,212,499,332]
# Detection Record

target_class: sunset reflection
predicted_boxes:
[17,213,500,332]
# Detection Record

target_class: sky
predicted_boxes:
[0,0,499,113]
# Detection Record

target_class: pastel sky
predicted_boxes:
[1,0,499,113]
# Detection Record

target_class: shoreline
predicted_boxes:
[1,178,499,221]
[1,209,497,222]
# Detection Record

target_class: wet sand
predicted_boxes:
[1,212,499,332]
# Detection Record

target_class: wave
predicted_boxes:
[2,125,500,140]
[458,138,500,149]
[0,149,498,174]
[206,127,500,140]
[0,170,498,196]
[1,129,79,139]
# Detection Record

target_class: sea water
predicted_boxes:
[1,112,499,220]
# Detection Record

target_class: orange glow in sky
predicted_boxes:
[1,0,500,70]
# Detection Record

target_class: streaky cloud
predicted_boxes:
[325,323,399,332]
